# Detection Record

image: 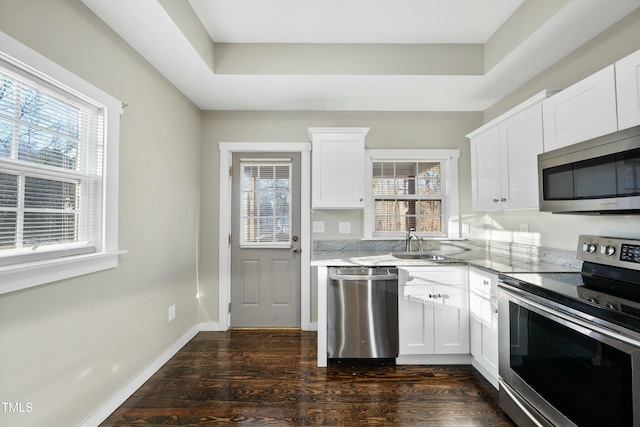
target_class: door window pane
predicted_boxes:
[240,161,292,247]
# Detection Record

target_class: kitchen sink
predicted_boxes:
[391,252,449,261]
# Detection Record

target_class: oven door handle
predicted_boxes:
[500,286,640,349]
[499,379,548,427]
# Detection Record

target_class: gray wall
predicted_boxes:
[198,111,484,325]
[0,1,202,426]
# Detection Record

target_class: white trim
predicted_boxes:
[199,322,223,331]
[0,250,126,295]
[0,31,122,294]
[218,142,312,331]
[79,325,200,427]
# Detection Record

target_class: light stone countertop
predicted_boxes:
[311,239,582,274]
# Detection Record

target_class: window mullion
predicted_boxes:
[11,83,21,160]
[16,172,25,249]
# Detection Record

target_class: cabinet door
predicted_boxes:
[433,284,469,354]
[499,104,544,210]
[311,130,366,209]
[470,125,501,211]
[616,49,640,130]
[543,65,618,152]
[398,285,435,355]
[469,268,499,384]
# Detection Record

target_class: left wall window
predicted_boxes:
[0,32,122,294]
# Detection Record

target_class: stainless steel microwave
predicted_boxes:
[538,125,640,214]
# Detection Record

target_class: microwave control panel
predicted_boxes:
[578,235,640,270]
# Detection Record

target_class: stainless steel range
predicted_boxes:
[498,235,640,427]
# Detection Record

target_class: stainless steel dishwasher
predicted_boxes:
[327,267,399,359]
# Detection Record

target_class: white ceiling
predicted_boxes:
[81,0,640,111]
[190,0,524,44]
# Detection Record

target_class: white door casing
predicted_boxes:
[219,142,313,331]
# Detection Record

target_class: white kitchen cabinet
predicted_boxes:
[469,125,501,211]
[616,49,640,130]
[309,127,369,209]
[469,267,499,389]
[543,65,618,152]
[468,91,548,211]
[398,267,469,356]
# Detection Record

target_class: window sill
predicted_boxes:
[0,250,127,295]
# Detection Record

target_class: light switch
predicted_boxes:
[313,221,325,233]
[338,222,351,234]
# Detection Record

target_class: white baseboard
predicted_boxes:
[396,354,472,365]
[471,358,499,390]
[199,322,223,331]
[79,325,200,427]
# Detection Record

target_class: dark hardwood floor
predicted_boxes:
[101,330,515,426]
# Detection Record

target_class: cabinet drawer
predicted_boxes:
[469,267,498,298]
[402,267,467,286]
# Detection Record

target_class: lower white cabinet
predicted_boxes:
[469,267,499,389]
[398,267,469,356]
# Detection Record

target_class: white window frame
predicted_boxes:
[364,149,461,240]
[0,31,123,295]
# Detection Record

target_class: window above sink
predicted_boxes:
[364,149,461,240]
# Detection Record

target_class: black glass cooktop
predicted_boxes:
[499,268,640,334]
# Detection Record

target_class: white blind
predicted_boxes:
[240,159,292,247]
[0,63,103,261]
[372,160,443,233]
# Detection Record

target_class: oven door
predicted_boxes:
[498,285,640,427]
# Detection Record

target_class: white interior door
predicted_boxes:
[230,152,301,327]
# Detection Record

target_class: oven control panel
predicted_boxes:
[577,235,640,271]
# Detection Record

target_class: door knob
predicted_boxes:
[292,247,301,254]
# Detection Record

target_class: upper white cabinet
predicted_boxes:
[398,267,469,356]
[309,127,369,209]
[467,91,549,211]
[616,49,640,130]
[542,66,619,152]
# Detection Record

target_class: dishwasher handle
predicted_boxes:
[328,273,398,281]
[328,267,398,281]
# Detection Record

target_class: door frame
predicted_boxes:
[218,142,313,331]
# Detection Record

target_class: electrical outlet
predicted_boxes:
[313,221,325,233]
[168,304,176,322]
[519,223,529,232]
[462,222,470,234]
[338,222,351,234]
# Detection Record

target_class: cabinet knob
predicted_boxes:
[500,198,507,202]
[493,308,498,314]
[482,280,489,285]
[493,199,499,203]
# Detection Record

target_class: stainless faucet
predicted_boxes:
[405,228,420,252]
